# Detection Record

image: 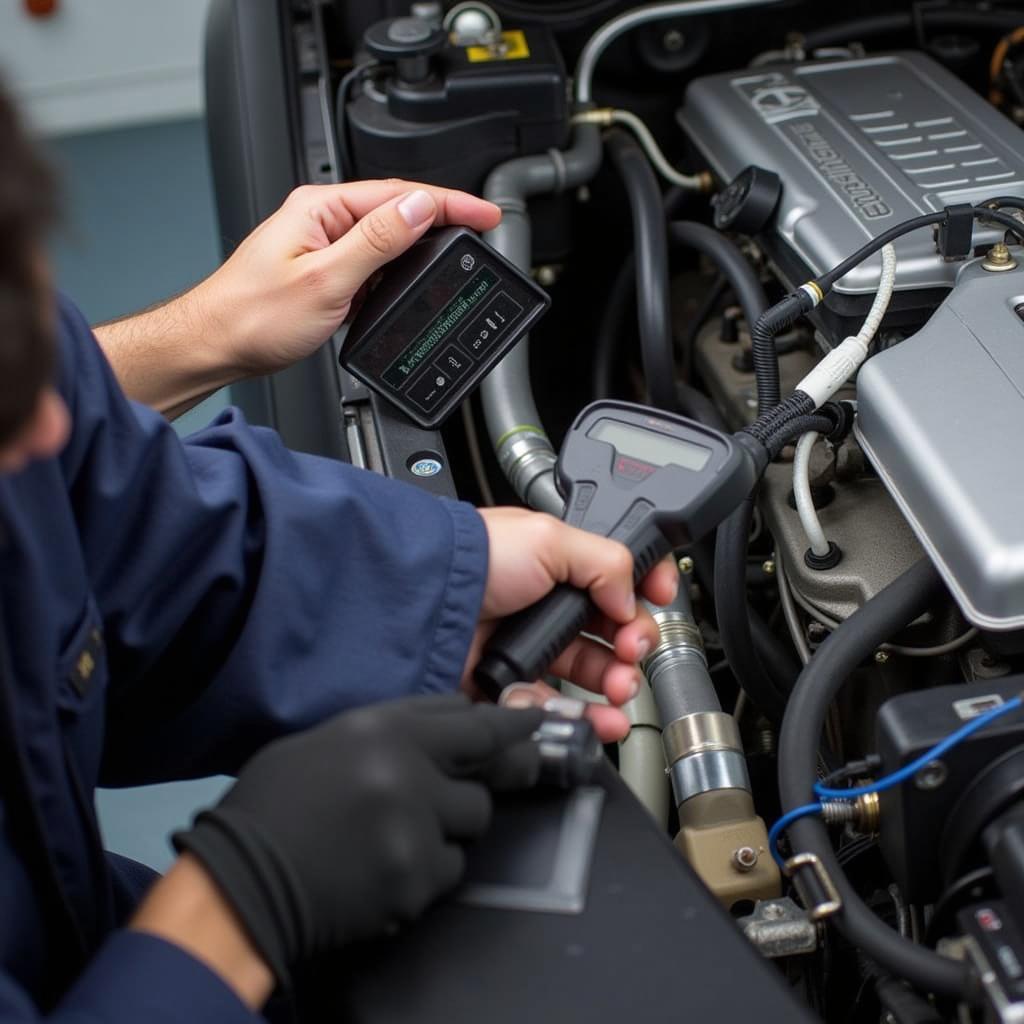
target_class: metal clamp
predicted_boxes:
[785,852,842,922]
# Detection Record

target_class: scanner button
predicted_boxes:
[408,369,451,411]
[434,345,472,382]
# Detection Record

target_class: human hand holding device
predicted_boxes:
[169,696,543,988]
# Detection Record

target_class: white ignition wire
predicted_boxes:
[797,243,897,408]
[793,431,830,559]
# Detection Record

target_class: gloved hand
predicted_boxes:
[174,695,543,985]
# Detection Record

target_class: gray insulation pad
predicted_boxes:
[679,51,1024,294]
[855,257,1024,631]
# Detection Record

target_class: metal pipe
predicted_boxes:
[643,573,780,905]
[481,123,602,513]
[643,582,720,726]
[643,580,746,807]
[618,679,670,825]
[574,0,781,104]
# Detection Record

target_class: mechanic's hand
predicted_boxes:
[174,695,543,986]
[462,508,680,742]
[194,180,501,377]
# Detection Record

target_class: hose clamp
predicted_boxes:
[497,430,557,503]
[645,611,705,661]
[663,710,741,764]
[784,852,842,922]
[671,748,750,804]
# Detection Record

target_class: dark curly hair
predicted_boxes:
[0,79,58,448]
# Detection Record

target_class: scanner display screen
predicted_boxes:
[340,227,550,429]
[382,267,498,390]
[588,418,712,471]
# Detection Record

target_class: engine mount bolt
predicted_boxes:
[982,242,1018,272]
[915,759,948,790]
[677,556,694,575]
[761,559,776,576]
[807,622,828,643]
[874,650,889,664]
[663,28,685,52]
[733,846,759,872]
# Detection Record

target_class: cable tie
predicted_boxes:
[938,203,975,260]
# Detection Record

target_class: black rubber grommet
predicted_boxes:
[804,541,842,571]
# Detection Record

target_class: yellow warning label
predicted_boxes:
[466,30,530,63]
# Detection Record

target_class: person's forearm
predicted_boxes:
[130,852,275,1010]
[93,283,241,419]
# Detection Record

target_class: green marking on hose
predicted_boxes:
[495,424,549,449]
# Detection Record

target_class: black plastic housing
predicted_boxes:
[340,226,550,429]
[316,764,813,1023]
[343,26,569,193]
[875,678,1024,902]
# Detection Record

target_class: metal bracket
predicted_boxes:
[785,852,842,922]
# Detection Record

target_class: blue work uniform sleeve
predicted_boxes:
[0,932,260,1024]
[54,296,489,784]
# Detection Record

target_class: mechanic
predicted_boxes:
[0,79,680,1021]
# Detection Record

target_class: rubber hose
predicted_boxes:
[668,222,769,343]
[803,9,1024,49]
[691,535,798,702]
[875,975,943,1024]
[778,559,972,999]
[676,382,727,431]
[714,496,788,726]
[593,254,636,400]
[605,129,679,413]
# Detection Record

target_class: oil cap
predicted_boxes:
[712,165,782,234]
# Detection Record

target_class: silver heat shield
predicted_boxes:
[679,52,1024,298]
[855,257,1024,631]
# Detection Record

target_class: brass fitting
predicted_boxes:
[854,791,880,835]
[982,241,1018,272]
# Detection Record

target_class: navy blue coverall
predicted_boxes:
[0,296,488,1020]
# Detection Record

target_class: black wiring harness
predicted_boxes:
[745,202,1024,455]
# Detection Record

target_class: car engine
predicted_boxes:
[205,2,1024,1020]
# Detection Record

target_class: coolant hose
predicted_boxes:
[714,496,789,727]
[668,222,769,345]
[802,9,1024,49]
[619,675,670,824]
[592,255,636,400]
[481,121,603,513]
[593,252,727,431]
[777,558,973,999]
[605,129,680,414]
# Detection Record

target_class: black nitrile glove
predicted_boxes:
[174,695,543,985]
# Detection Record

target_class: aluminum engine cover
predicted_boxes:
[855,256,1024,631]
[679,52,1024,299]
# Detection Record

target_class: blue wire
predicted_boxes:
[769,802,823,866]
[813,695,1023,801]
[768,694,1023,868]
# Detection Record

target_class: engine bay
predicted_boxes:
[205,2,1024,1020]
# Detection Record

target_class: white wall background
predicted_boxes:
[0,0,211,135]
